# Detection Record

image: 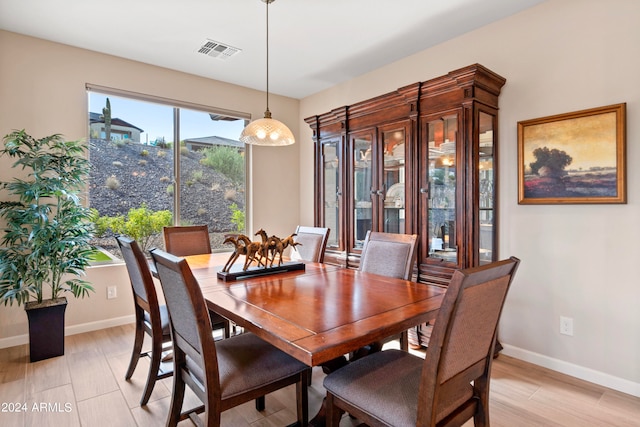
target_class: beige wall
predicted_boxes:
[299,0,639,396]
[0,30,300,344]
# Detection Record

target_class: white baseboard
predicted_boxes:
[501,343,640,398]
[0,315,135,350]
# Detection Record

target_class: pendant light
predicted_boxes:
[239,0,295,146]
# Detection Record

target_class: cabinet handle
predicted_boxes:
[420,187,429,194]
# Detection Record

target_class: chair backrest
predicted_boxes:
[291,225,330,263]
[150,248,220,393]
[358,231,418,280]
[163,225,212,257]
[116,235,158,311]
[417,256,520,426]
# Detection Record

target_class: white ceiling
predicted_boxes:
[0,0,544,99]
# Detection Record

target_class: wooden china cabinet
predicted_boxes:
[305,64,506,300]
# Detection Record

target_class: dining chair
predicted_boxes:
[163,225,212,256]
[150,248,310,427]
[290,225,330,263]
[323,256,520,427]
[359,230,418,351]
[359,230,418,280]
[163,225,231,339]
[116,235,173,406]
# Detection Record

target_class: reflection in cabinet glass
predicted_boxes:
[352,134,373,249]
[323,141,339,249]
[383,129,406,234]
[479,111,495,265]
[426,115,457,264]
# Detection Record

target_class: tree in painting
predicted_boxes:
[529,146,572,177]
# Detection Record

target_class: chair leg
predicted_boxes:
[400,330,409,352]
[325,393,342,427]
[168,382,186,427]
[203,407,220,427]
[125,312,145,380]
[473,376,490,427]
[167,361,186,427]
[140,334,163,405]
[223,319,230,339]
[255,396,265,411]
[209,311,230,339]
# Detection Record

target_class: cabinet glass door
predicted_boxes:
[427,115,457,263]
[322,141,340,249]
[352,133,373,250]
[479,111,495,265]
[382,128,406,234]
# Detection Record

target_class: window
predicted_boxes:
[86,86,248,257]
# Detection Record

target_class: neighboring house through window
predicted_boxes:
[89,112,144,141]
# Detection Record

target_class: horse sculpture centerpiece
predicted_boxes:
[218,229,304,281]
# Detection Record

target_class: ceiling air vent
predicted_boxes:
[197,39,241,61]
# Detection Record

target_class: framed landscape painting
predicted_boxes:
[517,103,626,204]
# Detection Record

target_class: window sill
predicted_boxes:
[89,247,122,267]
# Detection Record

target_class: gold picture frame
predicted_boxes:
[518,103,626,204]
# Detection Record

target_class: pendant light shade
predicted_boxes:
[240,0,295,146]
[239,110,295,146]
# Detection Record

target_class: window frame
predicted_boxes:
[86,83,251,248]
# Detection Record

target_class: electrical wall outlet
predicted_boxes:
[107,286,117,300]
[560,316,573,336]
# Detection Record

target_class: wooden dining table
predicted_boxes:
[176,252,446,367]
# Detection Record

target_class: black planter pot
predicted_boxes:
[25,297,67,362]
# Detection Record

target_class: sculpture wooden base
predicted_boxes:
[217,261,305,282]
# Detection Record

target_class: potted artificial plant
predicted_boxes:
[0,130,95,362]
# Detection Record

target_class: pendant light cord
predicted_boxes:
[239,0,294,145]
[265,0,270,115]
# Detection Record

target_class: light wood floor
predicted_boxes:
[0,323,638,427]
